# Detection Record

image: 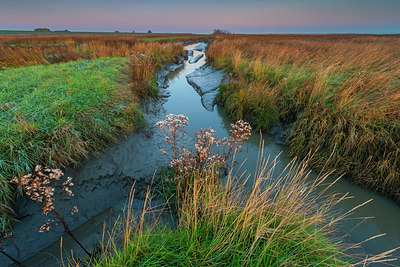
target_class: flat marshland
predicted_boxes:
[0,34,202,69]
[208,34,400,202]
[0,33,399,266]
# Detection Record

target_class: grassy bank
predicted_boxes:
[0,58,141,230]
[0,41,183,233]
[0,38,185,233]
[208,35,400,203]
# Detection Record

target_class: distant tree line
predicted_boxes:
[213,29,232,35]
[34,28,51,32]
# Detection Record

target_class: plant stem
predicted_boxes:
[0,247,25,267]
[53,210,92,258]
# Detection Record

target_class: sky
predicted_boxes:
[0,0,399,34]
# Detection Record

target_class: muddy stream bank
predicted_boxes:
[1,43,400,266]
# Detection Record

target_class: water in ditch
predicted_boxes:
[2,43,399,266]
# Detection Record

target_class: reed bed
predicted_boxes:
[0,34,198,69]
[129,42,185,97]
[92,156,397,266]
[208,34,400,202]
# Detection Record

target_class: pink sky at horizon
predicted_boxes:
[1,0,399,33]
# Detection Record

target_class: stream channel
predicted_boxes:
[1,43,400,266]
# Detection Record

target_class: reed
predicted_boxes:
[93,154,397,266]
[208,34,400,202]
[129,43,185,98]
[0,34,198,69]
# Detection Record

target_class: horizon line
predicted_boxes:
[1,29,399,35]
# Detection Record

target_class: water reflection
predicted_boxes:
[168,44,400,264]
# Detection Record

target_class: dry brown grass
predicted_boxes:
[209,34,400,74]
[208,34,400,202]
[129,42,185,97]
[0,34,203,69]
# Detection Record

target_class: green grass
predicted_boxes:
[0,58,142,232]
[96,223,343,266]
[217,83,280,131]
[93,159,351,266]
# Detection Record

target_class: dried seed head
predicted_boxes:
[11,165,79,232]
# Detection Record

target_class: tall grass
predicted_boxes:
[64,114,398,266]
[208,35,400,202]
[90,115,397,266]
[92,154,397,266]
[0,34,196,69]
[129,43,185,97]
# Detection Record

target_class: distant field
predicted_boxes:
[141,36,204,42]
[0,30,188,35]
[0,33,207,69]
[0,30,131,35]
[0,31,208,42]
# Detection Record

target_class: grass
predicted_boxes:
[141,36,208,42]
[129,42,186,97]
[0,34,186,234]
[69,113,397,266]
[0,30,201,35]
[0,58,140,232]
[87,116,388,266]
[208,34,400,203]
[90,154,395,266]
[0,34,206,69]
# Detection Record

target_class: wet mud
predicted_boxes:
[2,43,400,266]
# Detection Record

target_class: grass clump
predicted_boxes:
[97,164,349,266]
[218,83,279,130]
[130,43,186,98]
[0,58,142,232]
[91,115,393,266]
[208,35,400,203]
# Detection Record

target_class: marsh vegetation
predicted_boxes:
[0,34,399,266]
[0,36,185,233]
[208,34,400,202]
